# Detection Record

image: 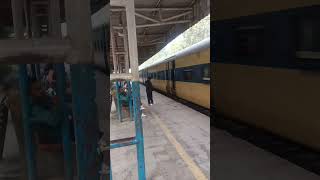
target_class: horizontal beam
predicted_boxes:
[117,32,165,38]
[138,41,165,46]
[135,12,160,23]
[110,137,137,149]
[110,0,127,7]
[0,39,72,64]
[113,20,191,29]
[115,52,126,55]
[162,11,192,22]
[111,7,193,12]
[136,20,191,28]
[110,73,133,81]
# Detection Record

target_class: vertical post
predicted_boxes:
[0,97,9,160]
[122,13,129,74]
[126,0,146,179]
[49,0,62,38]
[70,65,101,179]
[11,0,24,39]
[35,64,40,80]
[55,64,73,180]
[30,64,36,79]
[116,81,122,122]
[126,0,139,82]
[23,0,31,37]
[64,0,101,178]
[12,0,37,179]
[127,81,133,121]
[18,65,37,180]
[110,28,118,73]
[31,4,41,38]
[64,0,93,64]
[132,81,146,180]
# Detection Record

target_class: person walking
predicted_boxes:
[145,77,154,105]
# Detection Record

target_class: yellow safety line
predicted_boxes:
[148,109,208,180]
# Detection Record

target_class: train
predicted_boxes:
[139,38,210,109]
[213,1,320,150]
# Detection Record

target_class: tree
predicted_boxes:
[140,14,210,70]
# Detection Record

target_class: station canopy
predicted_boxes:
[139,14,210,70]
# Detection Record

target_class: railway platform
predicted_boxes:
[213,126,320,180]
[110,85,210,180]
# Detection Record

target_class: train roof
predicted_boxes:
[139,37,210,71]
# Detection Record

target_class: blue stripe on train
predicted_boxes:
[142,63,210,84]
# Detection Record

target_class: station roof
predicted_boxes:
[0,0,107,27]
[110,0,209,66]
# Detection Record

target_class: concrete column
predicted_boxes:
[30,5,41,38]
[49,0,61,38]
[64,0,93,64]
[125,0,139,81]
[122,13,129,73]
[11,0,24,39]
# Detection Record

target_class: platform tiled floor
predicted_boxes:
[110,85,210,180]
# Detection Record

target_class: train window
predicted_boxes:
[235,26,264,58]
[296,16,320,59]
[202,65,210,81]
[160,71,164,80]
[183,69,193,81]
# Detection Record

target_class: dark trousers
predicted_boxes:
[147,91,153,105]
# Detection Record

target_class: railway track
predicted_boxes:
[213,115,320,176]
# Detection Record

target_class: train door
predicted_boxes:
[166,62,170,93]
[171,61,176,95]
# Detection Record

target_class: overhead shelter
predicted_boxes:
[110,0,210,72]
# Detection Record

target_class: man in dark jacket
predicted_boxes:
[145,77,154,105]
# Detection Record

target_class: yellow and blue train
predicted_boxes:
[213,1,320,150]
[139,38,210,109]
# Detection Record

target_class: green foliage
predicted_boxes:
[140,14,210,70]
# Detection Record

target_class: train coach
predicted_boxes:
[139,38,210,109]
[213,1,320,150]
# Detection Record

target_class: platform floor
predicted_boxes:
[110,85,210,180]
[213,126,320,180]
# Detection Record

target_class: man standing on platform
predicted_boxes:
[145,77,154,105]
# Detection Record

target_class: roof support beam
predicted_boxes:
[138,41,165,47]
[113,20,191,29]
[162,11,192,22]
[110,0,127,7]
[111,7,193,12]
[135,12,160,23]
[0,39,72,64]
[136,20,191,28]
